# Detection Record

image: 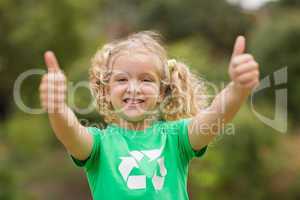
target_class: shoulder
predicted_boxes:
[86,126,104,134]
[85,125,108,140]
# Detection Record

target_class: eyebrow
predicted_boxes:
[110,70,131,78]
[111,71,157,78]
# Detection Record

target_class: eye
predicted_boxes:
[143,79,153,82]
[142,76,155,82]
[117,78,127,82]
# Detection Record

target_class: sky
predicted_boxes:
[227,0,278,10]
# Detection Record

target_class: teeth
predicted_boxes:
[124,98,144,103]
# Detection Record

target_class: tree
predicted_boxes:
[250,11,300,121]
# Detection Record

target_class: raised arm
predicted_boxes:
[188,36,260,150]
[39,51,93,160]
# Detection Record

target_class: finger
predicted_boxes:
[44,51,60,72]
[39,84,67,94]
[41,94,65,102]
[46,72,66,83]
[237,71,259,84]
[231,35,246,58]
[231,54,254,67]
[234,61,259,77]
[243,79,259,89]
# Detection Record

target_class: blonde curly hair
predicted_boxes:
[89,30,207,124]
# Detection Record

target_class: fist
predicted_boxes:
[228,36,260,90]
[39,51,67,113]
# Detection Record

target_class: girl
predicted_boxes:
[39,31,259,199]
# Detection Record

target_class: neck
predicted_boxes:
[117,116,158,130]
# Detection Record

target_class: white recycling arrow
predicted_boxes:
[118,157,139,181]
[118,147,167,190]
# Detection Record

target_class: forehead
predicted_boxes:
[111,51,163,77]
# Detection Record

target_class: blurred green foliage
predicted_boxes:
[250,10,300,122]
[138,0,253,53]
[1,0,300,199]
[279,0,300,7]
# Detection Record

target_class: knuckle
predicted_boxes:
[251,61,259,68]
[57,74,65,81]
[235,67,242,75]
[232,58,238,66]
[246,54,254,60]
[56,85,66,92]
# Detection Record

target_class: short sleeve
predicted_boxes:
[69,127,101,170]
[177,118,207,163]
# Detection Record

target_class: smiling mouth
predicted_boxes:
[123,98,145,105]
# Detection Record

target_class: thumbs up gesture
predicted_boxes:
[228,36,260,90]
[39,51,67,113]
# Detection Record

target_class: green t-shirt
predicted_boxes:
[70,118,207,200]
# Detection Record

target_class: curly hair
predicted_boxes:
[89,30,208,124]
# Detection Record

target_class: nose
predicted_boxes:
[126,80,141,94]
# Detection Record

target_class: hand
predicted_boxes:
[228,36,260,91]
[39,51,67,113]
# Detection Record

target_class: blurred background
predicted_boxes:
[0,0,300,199]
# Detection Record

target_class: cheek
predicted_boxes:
[110,85,127,96]
[142,85,160,99]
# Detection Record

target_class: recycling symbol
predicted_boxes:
[118,148,167,190]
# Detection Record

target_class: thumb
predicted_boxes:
[231,35,246,58]
[44,51,60,71]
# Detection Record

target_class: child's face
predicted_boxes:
[106,52,163,122]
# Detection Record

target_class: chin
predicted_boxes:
[123,113,146,122]
[115,105,158,122]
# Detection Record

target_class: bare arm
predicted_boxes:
[48,105,93,160]
[188,82,250,150]
[40,51,92,160]
[188,36,260,150]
